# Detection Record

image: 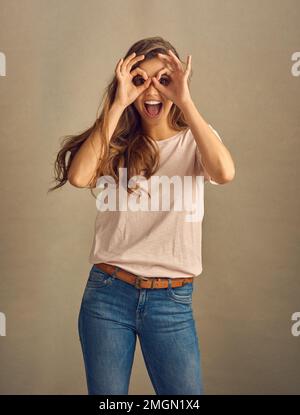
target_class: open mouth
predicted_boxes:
[143,102,163,118]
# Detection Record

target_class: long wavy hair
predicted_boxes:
[48,36,193,198]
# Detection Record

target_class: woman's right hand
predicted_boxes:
[114,52,151,109]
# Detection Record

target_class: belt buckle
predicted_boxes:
[134,276,149,289]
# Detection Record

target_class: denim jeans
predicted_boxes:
[78,264,204,395]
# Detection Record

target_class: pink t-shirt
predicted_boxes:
[89,124,222,278]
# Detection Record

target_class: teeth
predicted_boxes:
[144,100,161,105]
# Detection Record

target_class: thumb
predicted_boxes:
[151,76,167,96]
[151,76,163,91]
[138,77,151,93]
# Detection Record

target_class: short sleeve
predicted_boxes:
[195,124,223,185]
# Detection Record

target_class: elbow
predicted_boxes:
[67,172,89,188]
[211,165,235,185]
[219,167,236,184]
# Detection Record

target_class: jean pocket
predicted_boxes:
[86,265,114,289]
[167,282,193,304]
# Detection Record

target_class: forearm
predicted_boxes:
[68,102,125,187]
[180,98,235,183]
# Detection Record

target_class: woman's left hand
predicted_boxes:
[151,50,192,109]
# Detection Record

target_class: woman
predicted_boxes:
[49,36,235,395]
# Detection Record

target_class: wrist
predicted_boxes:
[178,96,194,113]
[112,101,127,113]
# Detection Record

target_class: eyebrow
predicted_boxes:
[137,69,169,77]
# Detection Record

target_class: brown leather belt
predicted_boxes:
[94,263,194,289]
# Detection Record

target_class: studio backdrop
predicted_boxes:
[0,0,299,394]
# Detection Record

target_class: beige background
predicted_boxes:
[0,0,300,394]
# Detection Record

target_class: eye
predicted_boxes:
[160,76,170,86]
[132,75,145,86]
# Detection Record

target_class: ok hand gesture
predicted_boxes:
[151,50,193,109]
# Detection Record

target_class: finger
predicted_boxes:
[155,67,172,81]
[115,58,124,76]
[126,54,145,72]
[157,53,177,71]
[158,61,175,72]
[151,77,169,100]
[130,67,149,80]
[184,55,192,78]
[167,50,182,71]
[121,52,137,74]
[151,76,165,92]
[137,77,151,93]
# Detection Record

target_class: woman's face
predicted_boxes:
[132,57,173,125]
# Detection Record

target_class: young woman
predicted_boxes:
[49,36,235,395]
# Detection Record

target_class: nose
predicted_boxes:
[146,80,158,91]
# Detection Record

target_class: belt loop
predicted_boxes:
[111,266,120,279]
[167,278,172,289]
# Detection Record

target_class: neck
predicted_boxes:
[142,121,179,141]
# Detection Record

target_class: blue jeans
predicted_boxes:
[78,264,204,395]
